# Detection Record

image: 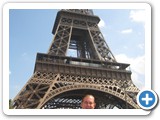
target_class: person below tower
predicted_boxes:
[81,94,96,109]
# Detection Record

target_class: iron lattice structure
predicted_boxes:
[13,9,140,109]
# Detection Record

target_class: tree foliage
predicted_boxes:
[9,99,13,109]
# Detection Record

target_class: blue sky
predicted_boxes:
[9,9,145,99]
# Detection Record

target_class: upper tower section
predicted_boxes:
[48,9,116,62]
[52,9,99,34]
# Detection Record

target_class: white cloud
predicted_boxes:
[130,10,146,23]
[98,19,105,28]
[131,72,144,90]
[123,46,128,50]
[115,54,131,64]
[115,54,145,89]
[121,28,133,34]
[116,54,144,75]
[138,43,144,50]
[9,70,11,75]
[131,55,145,75]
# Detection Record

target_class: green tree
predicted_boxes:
[9,99,13,109]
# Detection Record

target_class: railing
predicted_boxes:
[36,53,130,71]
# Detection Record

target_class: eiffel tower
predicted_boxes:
[13,9,140,109]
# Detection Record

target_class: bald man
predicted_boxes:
[81,94,96,109]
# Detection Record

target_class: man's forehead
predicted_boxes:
[83,95,94,100]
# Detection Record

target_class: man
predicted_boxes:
[81,94,96,109]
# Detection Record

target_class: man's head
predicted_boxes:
[81,94,96,109]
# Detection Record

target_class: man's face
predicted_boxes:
[81,96,96,109]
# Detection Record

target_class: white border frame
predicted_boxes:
[3,2,151,115]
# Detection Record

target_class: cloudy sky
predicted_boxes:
[9,9,146,99]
